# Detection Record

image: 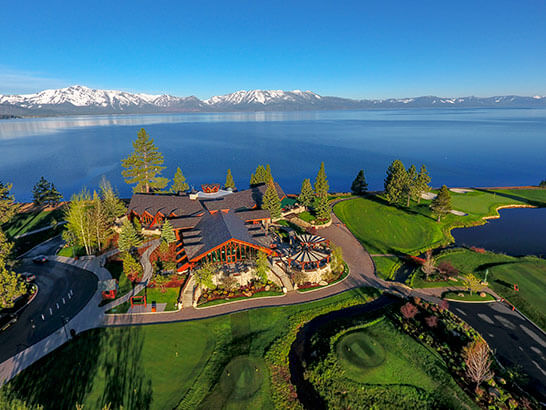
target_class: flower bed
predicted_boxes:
[197,280,280,306]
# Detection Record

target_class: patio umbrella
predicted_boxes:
[296,233,327,247]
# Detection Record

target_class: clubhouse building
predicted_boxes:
[128,183,286,272]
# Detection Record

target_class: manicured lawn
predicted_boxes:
[297,210,315,223]
[372,255,401,280]
[3,287,379,410]
[411,274,461,289]
[2,208,65,239]
[442,290,496,302]
[334,196,446,254]
[57,245,86,258]
[310,318,475,409]
[144,287,181,311]
[436,249,546,329]
[334,189,546,256]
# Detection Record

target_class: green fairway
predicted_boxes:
[334,196,446,254]
[436,249,546,329]
[2,208,65,239]
[334,189,546,256]
[3,287,378,410]
[372,255,401,280]
[310,318,475,409]
[199,356,269,409]
[336,331,386,375]
[442,290,496,302]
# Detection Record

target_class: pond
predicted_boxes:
[451,207,546,257]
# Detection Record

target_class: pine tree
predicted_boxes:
[121,251,143,282]
[384,160,408,205]
[161,220,176,244]
[118,219,143,252]
[314,193,331,222]
[262,179,282,219]
[32,176,55,206]
[255,251,269,283]
[169,167,189,193]
[265,164,273,181]
[403,164,418,207]
[314,162,330,197]
[298,178,314,207]
[121,128,169,193]
[0,181,16,225]
[415,165,431,203]
[44,183,62,205]
[225,169,236,190]
[351,170,368,196]
[249,172,257,186]
[430,185,452,222]
[99,177,126,223]
[251,165,269,185]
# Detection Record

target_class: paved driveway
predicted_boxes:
[450,301,546,402]
[0,260,98,363]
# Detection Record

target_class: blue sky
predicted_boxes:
[1,0,545,98]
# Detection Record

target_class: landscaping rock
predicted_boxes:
[480,292,487,298]
[265,285,271,291]
[319,280,328,286]
[457,293,465,297]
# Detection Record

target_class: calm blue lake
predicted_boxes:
[0,108,545,201]
[452,207,546,256]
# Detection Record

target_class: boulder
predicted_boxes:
[318,280,328,286]
[480,292,487,298]
[265,285,271,291]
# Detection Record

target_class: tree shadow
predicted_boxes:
[5,329,104,410]
[98,327,153,410]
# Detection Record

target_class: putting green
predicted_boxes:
[220,356,265,400]
[336,331,386,376]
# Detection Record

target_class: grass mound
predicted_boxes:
[442,290,496,302]
[220,356,265,400]
[336,331,385,377]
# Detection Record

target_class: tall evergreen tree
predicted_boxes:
[121,128,169,193]
[430,185,452,222]
[403,164,418,207]
[265,164,273,181]
[32,177,61,205]
[262,179,282,219]
[384,160,408,205]
[314,162,330,197]
[169,167,189,193]
[251,165,269,185]
[118,219,143,252]
[298,178,314,207]
[415,165,431,203]
[314,193,331,222]
[161,220,177,244]
[225,169,236,190]
[99,177,126,223]
[351,170,368,195]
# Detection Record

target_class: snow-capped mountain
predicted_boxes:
[0,85,544,118]
[204,89,322,106]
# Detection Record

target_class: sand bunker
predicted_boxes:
[421,192,437,200]
[449,188,474,193]
[449,210,467,216]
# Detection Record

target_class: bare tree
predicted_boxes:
[421,250,436,280]
[464,339,493,391]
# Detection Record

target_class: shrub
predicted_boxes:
[401,302,418,319]
[425,315,438,328]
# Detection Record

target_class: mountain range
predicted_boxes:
[0,85,544,117]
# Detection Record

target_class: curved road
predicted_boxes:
[0,260,98,363]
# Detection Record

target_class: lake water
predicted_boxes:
[452,207,546,256]
[0,108,545,201]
